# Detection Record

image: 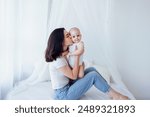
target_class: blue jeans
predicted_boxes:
[54,67,110,100]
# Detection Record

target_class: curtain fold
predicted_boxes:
[0,0,49,99]
[0,0,16,99]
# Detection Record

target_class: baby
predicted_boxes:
[68,27,84,78]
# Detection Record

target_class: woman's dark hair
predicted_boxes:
[45,28,65,62]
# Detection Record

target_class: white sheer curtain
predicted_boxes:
[0,0,49,99]
[48,0,107,66]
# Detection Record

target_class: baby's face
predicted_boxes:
[70,29,81,43]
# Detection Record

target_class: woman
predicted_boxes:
[45,28,128,100]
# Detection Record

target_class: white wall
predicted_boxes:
[108,0,150,99]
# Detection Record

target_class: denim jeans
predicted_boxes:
[54,67,110,100]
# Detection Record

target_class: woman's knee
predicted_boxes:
[84,67,97,75]
[85,71,99,79]
[88,67,97,71]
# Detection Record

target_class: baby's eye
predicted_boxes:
[77,35,80,37]
[73,36,75,38]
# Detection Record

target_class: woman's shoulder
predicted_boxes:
[49,57,67,68]
[51,57,66,63]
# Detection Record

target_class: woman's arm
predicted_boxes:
[58,56,80,80]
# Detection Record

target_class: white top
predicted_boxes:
[48,57,69,89]
[68,42,83,67]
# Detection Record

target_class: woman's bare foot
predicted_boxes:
[112,93,129,100]
[108,88,129,100]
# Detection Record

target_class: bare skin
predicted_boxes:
[108,88,129,100]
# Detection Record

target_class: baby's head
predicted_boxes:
[69,27,82,43]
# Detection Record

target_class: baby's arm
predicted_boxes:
[69,41,84,56]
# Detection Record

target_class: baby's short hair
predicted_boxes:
[69,27,80,33]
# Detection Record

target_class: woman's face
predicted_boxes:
[63,30,73,46]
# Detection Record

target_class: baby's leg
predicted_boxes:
[78,63,84,78]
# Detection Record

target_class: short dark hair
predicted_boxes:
[45,28,65,62]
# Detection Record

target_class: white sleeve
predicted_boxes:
[54,57,67,69]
